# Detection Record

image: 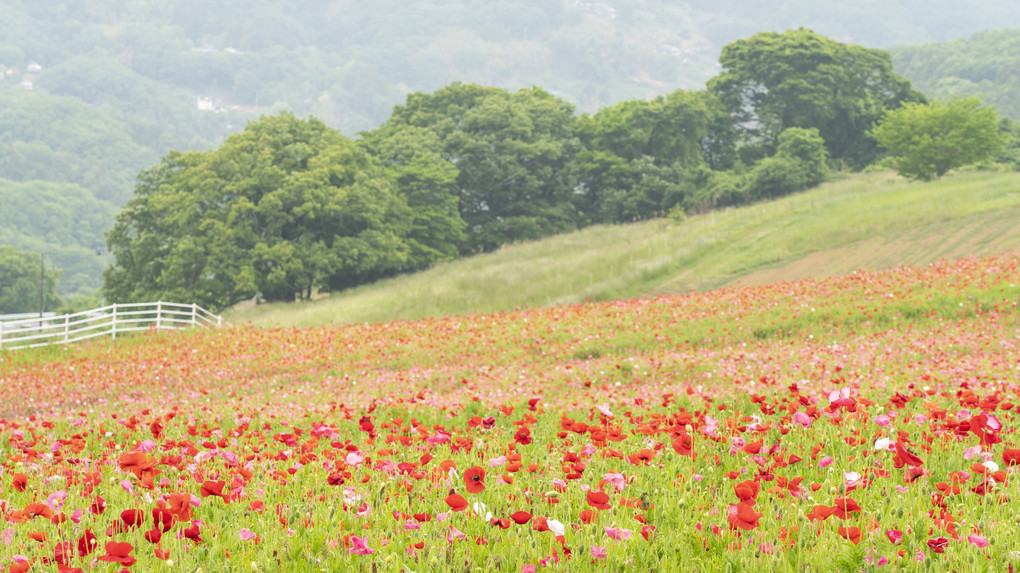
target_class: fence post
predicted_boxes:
[111,303,117,340]
[0,320,4,350]
[192,303,197,327]
[217,314,222,328]
[156,301,162,330]
[64,313,70,344]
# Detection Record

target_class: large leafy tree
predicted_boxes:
[370,83,581,254]
[871,97,1004,180]
[104,113,423,310]
[574,89,735,223]
[709,28,924,169]
[0,246,61,315]
[357,125,465,267]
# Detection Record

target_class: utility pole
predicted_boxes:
[96,246,108,306]
[39,251,45,328]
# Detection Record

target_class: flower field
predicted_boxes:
[3,254,1020,572]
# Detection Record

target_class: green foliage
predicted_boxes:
[747,127,830,200]
[573,89,735,223]
[0,179,114,297]
[891,29,1020,120]
[0,245,61,314]
[357,126,466,267]
[104,113,430,310]
[871,97,1004,180]
[709,28,924,169]
[374,83,581,254]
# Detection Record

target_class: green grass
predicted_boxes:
[224,170,1020,327]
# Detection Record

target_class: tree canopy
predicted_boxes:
[369,83,581,254]
[870,97,1004,181]
[709,28,924,169]
[104,113,460,310]
[0,245,61,314]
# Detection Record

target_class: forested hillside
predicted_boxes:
[2,0,1020,302]
[891,29,1020,119]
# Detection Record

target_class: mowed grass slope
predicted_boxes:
[225,171,1020,327]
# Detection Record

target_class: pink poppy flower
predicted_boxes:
[819,456,834,468]
[605,526,633,541]
[591,545,608,559]
[447,525,466,543]
[967,534,990,548]
[239,528,257,541]
[348,535,374,555]
[793,411,812,428]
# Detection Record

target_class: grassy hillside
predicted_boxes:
[224,170,1020,327]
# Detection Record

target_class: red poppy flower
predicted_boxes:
[727,502,762,530]
[510,511,532,524]
[413,513,433,522]
[627,448,656,465]
[121,509,145,530]
[892,442,923,468]
[54,541,75,565]
[77,529,99,556]
[1003,448,1020,466]
[806,505,836,521]
[463,466,486,494]
[838,526,862,545]
[144,528,163,544]
[733,480,759,503]
[119,451,160,480]
[97,541,136,566]
[24,503,54,520]
[200,480,229,501]
[832,497,861,520]
[445,493,469,512]
[926,536,949,553]
[89,495,106,515]
[514,428,532,445]
[183,523,203,543]
[578,509,596,524]
[742,440,764,454]
[151,508,173,532]
[672,433,694,457]
[586,490,612,510]
[167,492,193,522]
[12,473,28,492]
[532,516,550,532]
[489,517,511,529]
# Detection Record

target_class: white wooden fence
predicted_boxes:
[0,302,224,350]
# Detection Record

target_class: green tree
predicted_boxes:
[870,97,1004,181]
[374,83,581,253]
[748,127,830,200]
[104,113,419,310]
[358,125,466,268]
[709,28,924,169]
[574,89,735,223]
[0,246,61,314]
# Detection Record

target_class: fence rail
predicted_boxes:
[0,302,224,350]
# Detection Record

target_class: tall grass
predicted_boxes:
[225,171,1020,327]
